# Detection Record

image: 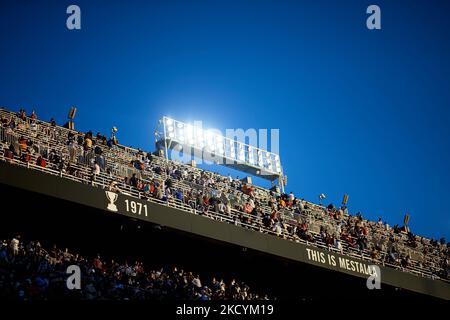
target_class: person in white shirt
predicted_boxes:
[218,202,226,214]
[288,192,295,202]
[226,202,232,215]
[94,162,100,175]
[192,275,202,288]
[10,236,20,256]
[274,222,282,236]
[248,198,255,209]
[335,238,343,253]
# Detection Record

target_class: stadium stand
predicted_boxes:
[0,235,269,300]
[0,107,449,286]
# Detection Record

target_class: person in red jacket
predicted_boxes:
[36,155,46,168]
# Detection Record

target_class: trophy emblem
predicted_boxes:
[105,191,118,212]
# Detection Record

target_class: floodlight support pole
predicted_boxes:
[279,173,285,194]
[162,117,169,163]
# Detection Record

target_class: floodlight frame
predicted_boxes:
[155,116,285,190]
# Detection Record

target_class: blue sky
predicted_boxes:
[1,0,449,240]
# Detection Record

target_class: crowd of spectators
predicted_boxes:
[0,235,270,300]
[0,108,449,281]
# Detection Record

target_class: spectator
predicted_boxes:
[10,236,20,256]
[175,189,183,201]
[36,155,46,168]
[130,173,138,188]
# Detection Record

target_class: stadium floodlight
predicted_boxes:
[186,124,194,140]
[156,116,284,182]
[319,193,326,205]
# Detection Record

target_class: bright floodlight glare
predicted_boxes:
[196,128,204,139]
[206,131,214,144]
[186,125,193,137]
[159,116,283,178]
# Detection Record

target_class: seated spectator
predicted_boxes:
[36,155,46,168]
[21,150,31,163]
[109,181,122,193]
[4,147,14,162]
[175,189,183,201]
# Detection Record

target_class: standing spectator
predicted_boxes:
[91,161,100,184]
[130,173,138,188]
[288,192,295,202]
[10,236,20,256]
